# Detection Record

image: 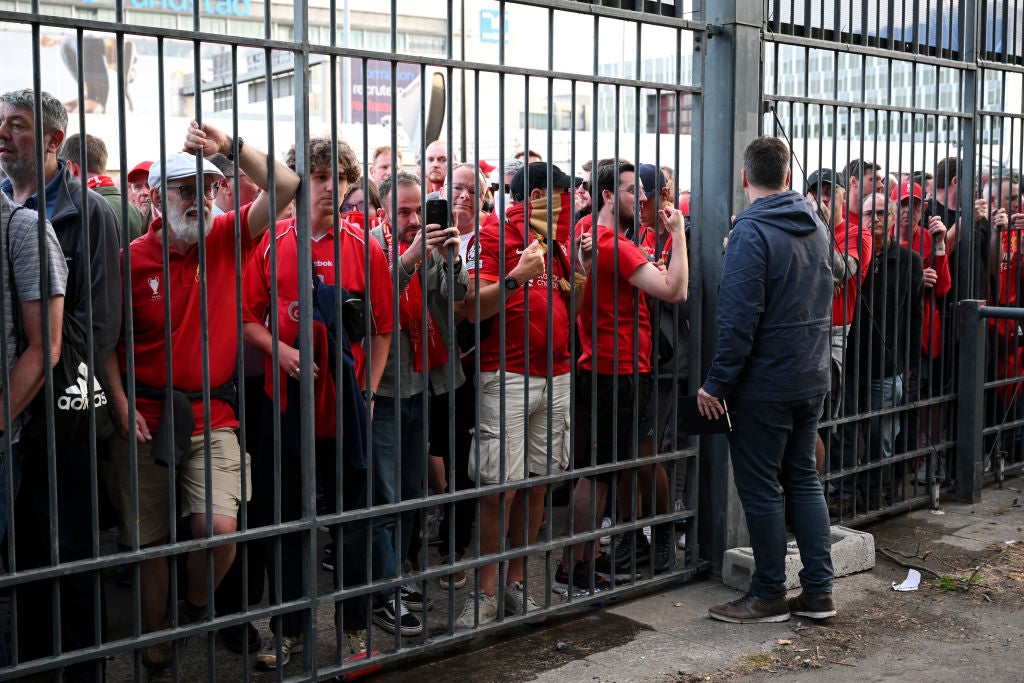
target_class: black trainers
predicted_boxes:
[788,591,836,619]
[219,622,261,655]
[552,561,572,593]
[595,551,638,582]
[372,599,423,636]
[401,583,433,612]
[612,529,651,570]
[553,560,613,594]
[708,593,790,623]
[321,543,335,572]
[652,525,675,574]
[575,560,612,592]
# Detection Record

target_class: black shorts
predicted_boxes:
[574,372,652,484]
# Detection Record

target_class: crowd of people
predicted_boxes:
[803,156,1024,512]
[0,89,694,680]
[0,83,1021,680]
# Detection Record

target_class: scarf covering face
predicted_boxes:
[505,190,587,297]
[380,220,449,372]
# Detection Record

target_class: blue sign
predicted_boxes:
[479,9,509,44]
[87,0,252,18]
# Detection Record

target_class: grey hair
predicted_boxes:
[0,89,67,135]
[503,158,524,178]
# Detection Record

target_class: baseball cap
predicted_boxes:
[806,168,846,192]
[638,163,665,195]
[127,160,153,184]
[509,161,573,200]
[149,152,225,188]
[890,179,923,204]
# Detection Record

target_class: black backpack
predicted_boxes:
[7,206,113,453]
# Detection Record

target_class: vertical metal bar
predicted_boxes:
[697,0,763,572]
[957,300,985,502]
[291,0,315,672]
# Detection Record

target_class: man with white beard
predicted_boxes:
[105,122,299,676]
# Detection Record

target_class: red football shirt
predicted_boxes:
[577,224,653,374]
[640,227,672,262]
[121,205,255,433]
[466,217,572,376]
[243,218,395,396]
[831,220,873,326]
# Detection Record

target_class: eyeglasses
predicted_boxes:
[341,202,364,214]
[167,183,220,202]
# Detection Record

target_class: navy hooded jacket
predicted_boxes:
[703,190,832,402]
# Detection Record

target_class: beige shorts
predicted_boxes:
[107,428,250,546]
[469,371,571,484]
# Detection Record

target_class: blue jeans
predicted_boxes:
[0,443,20,667]
[727,395,833,599]
[870,375,904,461]
[370,393,428,601]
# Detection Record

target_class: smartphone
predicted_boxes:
[425,198,450,231]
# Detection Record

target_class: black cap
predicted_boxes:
[806,168,846,192]
[510,162,573,201]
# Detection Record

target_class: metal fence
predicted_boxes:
[2,0,1023,679]
[762,0,1024,526]
[0,1,707,680]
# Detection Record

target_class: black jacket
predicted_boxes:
[704,190,833,401]
[850,241,923,382]
[49,162,122,363]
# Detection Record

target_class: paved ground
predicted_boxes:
[379,475,1024,683]
[86,473,1024,682]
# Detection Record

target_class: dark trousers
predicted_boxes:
[215,374,268,619]
[14,442,106,682]
[250,390,369,637]
[430,366,477,559]
[727,395,834,600]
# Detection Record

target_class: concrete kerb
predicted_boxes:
[721,525,876,592]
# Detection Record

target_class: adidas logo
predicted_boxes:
[57,362,109,412]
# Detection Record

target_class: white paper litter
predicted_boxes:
[892,568,921,591]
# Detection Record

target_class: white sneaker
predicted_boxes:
[454,591,498,629]
[255,634,303,670]
[503,581,544,620]
[599,517,612,546]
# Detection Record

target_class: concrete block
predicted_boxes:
[721,525,874,593]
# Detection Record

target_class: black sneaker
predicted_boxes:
[553,561,572,593]
[788,591,836,619]
[219,622,261,655]
[401,583,433,612]
[320,542,335,572]
[595,551,638,582]
[612,529,651,573]
[570,560,612,593]
[652,525,675,574]
[708,593,790,623]
[372,599,423,636]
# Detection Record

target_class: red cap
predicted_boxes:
[891,179,923,204]
[478,159,496,176]
[678,192,691,216]
[127,160,153,184]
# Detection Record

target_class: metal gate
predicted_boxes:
[762,0,1024,525]
[0,1,707,680]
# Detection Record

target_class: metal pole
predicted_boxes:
[956,300,985,503]
[695,0,764,574]
[343,0,351,124]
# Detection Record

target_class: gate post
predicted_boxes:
[956,300,985,503]
[693,0,764,573]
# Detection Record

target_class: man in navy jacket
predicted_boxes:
[698,136,836,624]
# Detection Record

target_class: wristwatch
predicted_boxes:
[504,274,520,291]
